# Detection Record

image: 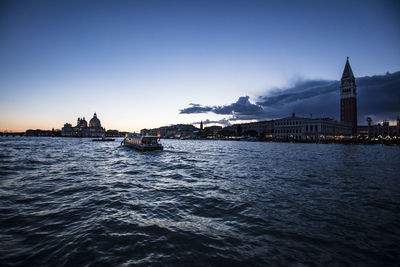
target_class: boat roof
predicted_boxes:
[126,133,159,139]
[142,136,159,139]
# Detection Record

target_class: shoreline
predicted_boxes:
[1,135,398,146]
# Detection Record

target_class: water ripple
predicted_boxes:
[0,137,399,265]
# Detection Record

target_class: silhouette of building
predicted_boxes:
[202,125,222,138]
[25,129,52,136]
[223,120,275,138]
[89,113,101,128]
[340,57,357,135]
[77,117,88,128]
[199,120,204,136]
[141,124,198,138]
[357,116,400,138]
[106,129,121,137]
[273,113,352,141]
[61,113,105,137]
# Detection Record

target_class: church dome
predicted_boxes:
[89,113,101,128]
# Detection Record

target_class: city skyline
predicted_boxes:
[1,0,400,132]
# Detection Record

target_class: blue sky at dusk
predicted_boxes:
[1,0,399,131]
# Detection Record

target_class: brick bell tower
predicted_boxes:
[340,57,357,135]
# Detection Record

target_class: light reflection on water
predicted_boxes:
[0,137,399,265]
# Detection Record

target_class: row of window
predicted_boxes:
[306,125,318,132]
[274,125,320,134]
[275,121,302,126]
[275,129,302,134]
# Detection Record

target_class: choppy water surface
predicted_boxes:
[0,137,399,266]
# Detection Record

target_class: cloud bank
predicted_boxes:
[181,96,263,118]
[191,118,232,126]
[180,71,400,124]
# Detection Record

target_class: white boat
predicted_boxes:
[123,133,163,151]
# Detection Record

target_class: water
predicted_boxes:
[0,137,399,266]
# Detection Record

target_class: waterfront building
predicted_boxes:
[202,126,223,138]
[223,120,275,138]
[25,129,52,136]
[302,118,352,141]
[240,120,274,137]
[61,123,74,137]
[140,128,159,136]
[273,113,352,141]
[397,116,400,136]
[357,116,400,139]
[141,124,198,138]
[273,114,304,140]
[340,57,358,135]
[77,117,88,128]
[61,113,105,137]
[105,129,120,137]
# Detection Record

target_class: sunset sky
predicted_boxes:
[1,0,399,132]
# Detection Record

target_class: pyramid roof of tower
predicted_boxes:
[341,57,354,79]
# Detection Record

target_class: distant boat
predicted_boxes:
[122,133,163,151]
[92,137,115,142]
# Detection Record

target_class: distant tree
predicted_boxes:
[243,129,258,137]
[218,129,234,137]
[236,125,242,136]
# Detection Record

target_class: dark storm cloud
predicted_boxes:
[180,96,264,117]
[179,71,400,124]
[179,103,213,114]
[257,80,339,107]
[213,96,264,115]
[257,72,400,123]
[256,80,340,119]
[357,72,400,114]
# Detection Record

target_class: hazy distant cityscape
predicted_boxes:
[2,59,399,143]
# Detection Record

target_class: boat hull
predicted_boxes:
[124,140,163,151]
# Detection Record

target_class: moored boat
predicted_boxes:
[123,133,163,151]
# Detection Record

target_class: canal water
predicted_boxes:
[0,137,399,265]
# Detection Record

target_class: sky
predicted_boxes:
[0,0,399,132]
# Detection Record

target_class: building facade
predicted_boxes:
[141,124,199,138]
[202,126,222,138]
[240,120,275,137]
[273,113,352,141]
[358,116,400,139]
[62,113,105,137]
[222,120,275,137]
[340,57,357,135]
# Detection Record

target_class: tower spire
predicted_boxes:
[340,57,357,135]
[341,57,354,79]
